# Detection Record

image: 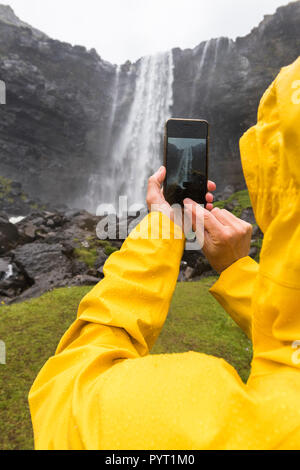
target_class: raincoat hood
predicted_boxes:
[241,57,300,222]
[240,56,300,374]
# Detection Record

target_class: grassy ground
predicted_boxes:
[0,278,252,450]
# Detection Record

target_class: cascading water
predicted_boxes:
[87,51,174,213]
[176,146,193,190]
[190,38,222,116]
[105,64,121,160]
[190,39,211,115]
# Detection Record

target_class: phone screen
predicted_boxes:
[164,120,208,206]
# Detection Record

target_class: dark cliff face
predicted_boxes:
[0,2,300,209]
[0,5,116,206]
[172,1,300,190]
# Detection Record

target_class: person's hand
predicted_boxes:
[146,166,216,219]
[184,200,253,274]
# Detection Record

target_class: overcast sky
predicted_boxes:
[4,0,290,64]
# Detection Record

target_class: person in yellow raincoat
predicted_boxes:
[29,56,300,450]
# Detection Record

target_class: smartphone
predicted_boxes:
[164,118,209,207]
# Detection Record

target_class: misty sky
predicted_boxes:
[4,0,290,64]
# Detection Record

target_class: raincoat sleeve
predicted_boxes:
[209,256,259,339]
[28,211,185,449]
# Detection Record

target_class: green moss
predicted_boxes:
[90,238,118,256]
[104,245,118,256]
[86,236,96,242]
[0,278,252,449]
[214,190,252,218]
[73,237,118,267]
[0,176,12,194]
[213,200,226,210]
[0,176,12,200]
[74,247,98,268]
[96,240,111,248]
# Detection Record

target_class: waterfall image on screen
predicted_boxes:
[166,137,207,206]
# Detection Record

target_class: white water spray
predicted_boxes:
[88,51,174,212]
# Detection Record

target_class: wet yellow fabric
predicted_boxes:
[29,57,300,450]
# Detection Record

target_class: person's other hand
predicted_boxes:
[146,166,216,217]
[184,200,253,274]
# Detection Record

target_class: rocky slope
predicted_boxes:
[0,208,122,303]
[0,3,299,209]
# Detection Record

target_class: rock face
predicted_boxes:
[0,4,46,38]
[0,3,300,209]
[0,5,115,207]
[0,175,63,217]
[172,2,300,190]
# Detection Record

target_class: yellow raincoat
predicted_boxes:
[29,57,300,450]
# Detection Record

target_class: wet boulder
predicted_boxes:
[0,257,33,300]
[0,219,19,254]
[12,242,72,281]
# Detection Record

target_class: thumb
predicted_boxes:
[147,167,166,209]
[154,166,166,185]
[148,166,165,190]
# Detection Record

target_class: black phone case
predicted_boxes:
[163,118,209,208]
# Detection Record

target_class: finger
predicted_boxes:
[184,199,224,235]
[207,180,216,192]
[206,203,214,211]
[211,207,242,228]
[205,192,214,203]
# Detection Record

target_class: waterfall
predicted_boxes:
[84,65,122,213]
[109,51,174,208]
[199,40,211,74]
[190,37,224,116]
[87,51,174,213]
[190,39,211,116]
[176,146,193,189]
[106,64,121,157]
[213,38,221,70]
